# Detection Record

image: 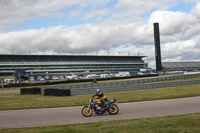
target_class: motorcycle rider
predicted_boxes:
[92,89,108,110]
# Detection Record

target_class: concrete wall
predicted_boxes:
[41,73,200,96]
[68,79,200,96]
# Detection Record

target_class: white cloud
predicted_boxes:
[191,2,200,19]
[147,10,199,41]
[0,0,95,32]
[162,40,198,60]
[113,0,174,18]
[0,0,200,68]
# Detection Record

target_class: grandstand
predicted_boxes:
[162,62,200,71]
[0,54,147,76]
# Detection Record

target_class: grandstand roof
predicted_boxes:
[0,54,146,65]
[0,54,146,58]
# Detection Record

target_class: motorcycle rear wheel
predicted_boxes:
[108,104,119,115]
[82,107,93,117]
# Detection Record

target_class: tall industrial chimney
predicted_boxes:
[153,23,162,71]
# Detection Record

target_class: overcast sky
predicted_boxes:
[0,0,200,68]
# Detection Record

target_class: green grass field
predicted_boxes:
[1,113,200,133]
[1,84,200,110]
[1,78,200,132]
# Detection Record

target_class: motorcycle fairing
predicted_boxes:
[106,98,116,104]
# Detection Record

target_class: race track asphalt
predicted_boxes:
[0,96,200,129]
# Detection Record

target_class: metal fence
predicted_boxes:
[41,73,200,96]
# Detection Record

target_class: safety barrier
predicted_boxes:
[41,73,200,89]
[20,88,41,95]
[39,73,200,96]
[69,79,200,96]
[44,89,71,96]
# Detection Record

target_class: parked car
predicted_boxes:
[40,78,45,81]
[52,76,59,80]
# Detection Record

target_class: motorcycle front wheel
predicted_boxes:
[82,107,93,117]
[108,104,119,115]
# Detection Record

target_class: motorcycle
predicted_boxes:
[81,98,119,117]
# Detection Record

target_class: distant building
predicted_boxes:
[162,62,200,71]
[0,54,147,76]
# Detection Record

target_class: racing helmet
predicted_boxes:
[96,89,101,93]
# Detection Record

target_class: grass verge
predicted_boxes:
[0,84,200,110]
[1,113,200,133]
[0,76,14,79]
